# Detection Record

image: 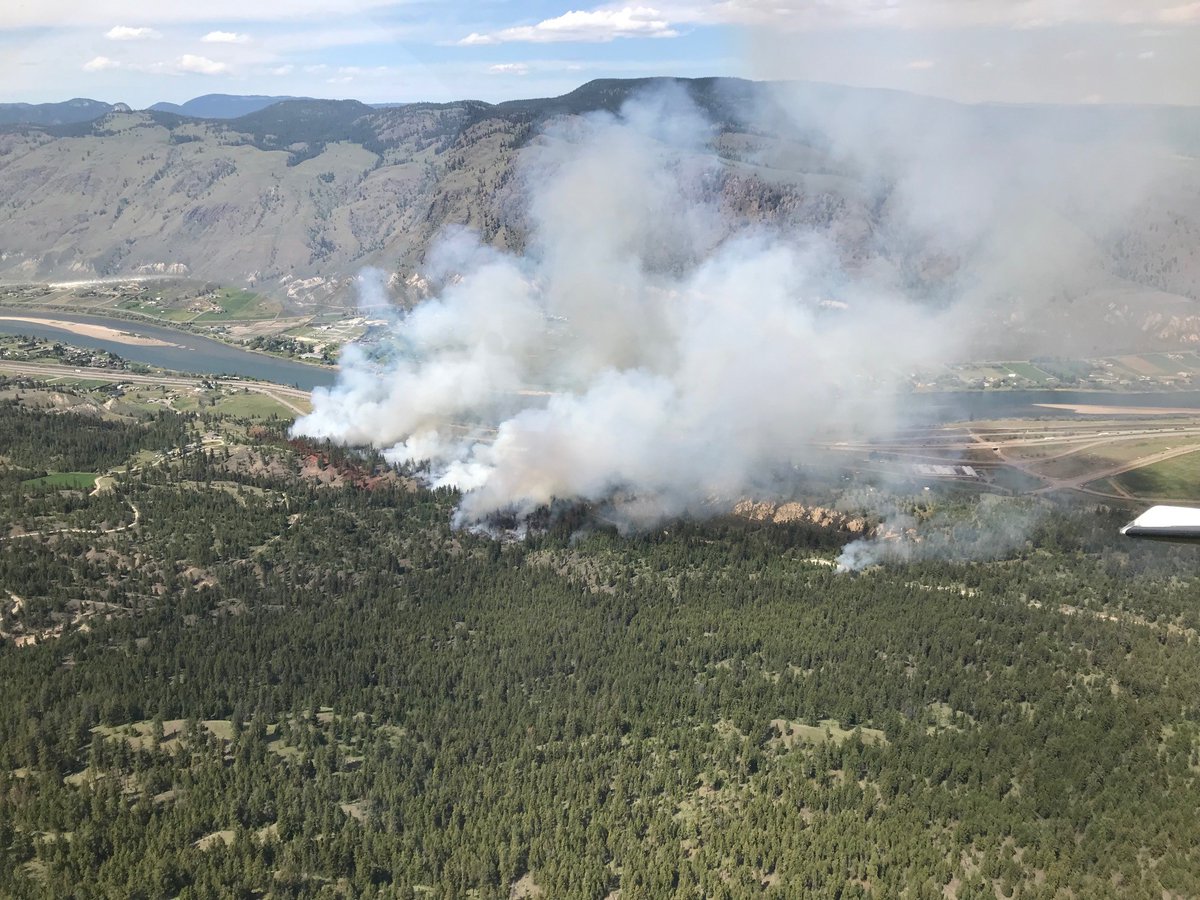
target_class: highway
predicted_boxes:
[820,417,1200,502]
[0,360,312,415]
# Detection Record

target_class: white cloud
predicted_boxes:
[7,0,1200,33]
[270,64,294,75]
[176,54,229,75]
[1,1,400,29]
[906,59,936,70]
[82,55,121,71]
[1138,48,1157,58]
[652,0,1200,30]
[201,30,249,43]
[459,6,677,45]
[488,62,530,75]
[104,25,160,40]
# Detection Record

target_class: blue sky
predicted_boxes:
[1,2,1199,107]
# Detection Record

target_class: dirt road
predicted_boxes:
[1,499,140,542]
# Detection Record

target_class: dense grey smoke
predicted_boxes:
[295,86,960,524]
[757,81,1176,358]
[294,81,1168,526]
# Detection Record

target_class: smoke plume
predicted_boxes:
[293,80,1170,526]
[295,85,961,524]
[836,495,1045,572]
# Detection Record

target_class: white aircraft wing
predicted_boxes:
[1121,505,1200,542]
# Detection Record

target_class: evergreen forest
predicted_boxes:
[1,386,1200,899]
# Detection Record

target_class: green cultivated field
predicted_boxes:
[114,286,283,324]
[211,391,295,418]
[1001,361,1056,384]
[1031,436,1185,481]
[168,389,295,419]
[1143,352,1200,374]
[192,288,283,322]
[1113,449,1200,500]
[21,471,97,489]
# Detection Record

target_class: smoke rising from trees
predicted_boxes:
[295,85,959,524]
[294,81,1171,527]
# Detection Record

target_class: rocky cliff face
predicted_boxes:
[733,500,868,534]
[0,78,1199,354]
[0,91,878,308]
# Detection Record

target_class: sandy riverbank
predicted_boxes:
[1035,402,1200,416]
[0,315,178,347]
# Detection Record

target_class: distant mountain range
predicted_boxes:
[147,94,300,119]
[0,94,299,125]
[0,98,129,126]
[1,77,1200,354]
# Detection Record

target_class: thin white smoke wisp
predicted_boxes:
[293,85,977,526]
[836,495,1045,572]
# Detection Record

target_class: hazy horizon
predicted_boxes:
[13,74,1200,113]
[3,2,1200,108]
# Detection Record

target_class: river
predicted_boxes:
[905,388,1200,423]
[3,308,1200,423]
[0,308,336,391]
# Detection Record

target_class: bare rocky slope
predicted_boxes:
[2,77,1200,353]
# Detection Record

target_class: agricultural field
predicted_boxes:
[21,471,97,489]
[1026,436,1191,481]
[166,386,299,419]
[935,353,1200,390]
[1142,352,1200,375]
[1114,355,1168,377]
[999,361,1057,384]
[1110,449,1200,500]
[113,286,286,326]
[1029,358,1097,383]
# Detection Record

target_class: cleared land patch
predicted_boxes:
[1001,362,1057,384]
[22,472,97,490]
[1116,355,1168,376]
[1111,449,1200,500]
[1029,436,1188,481]
[766,718,887,749]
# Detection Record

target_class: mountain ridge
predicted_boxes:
[0,98,122,126]
[148,93,302,119]
[1,77,1199,355]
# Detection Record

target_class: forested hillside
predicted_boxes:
[2,384,1199,898]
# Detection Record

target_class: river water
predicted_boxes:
[0,308,336,391]
[905,389,1200,424]
[3,308,1200,424]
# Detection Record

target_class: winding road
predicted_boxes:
[1,499,140,542]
